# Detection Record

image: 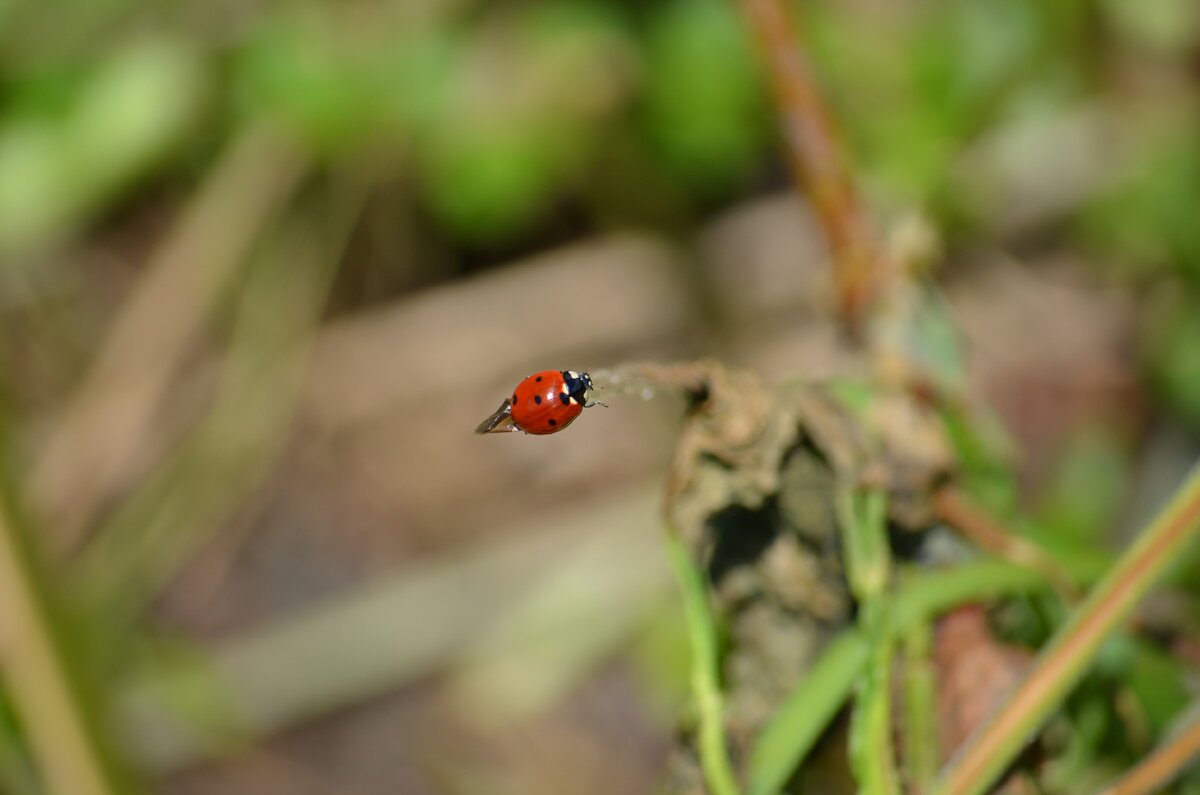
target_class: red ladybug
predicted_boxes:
[475,370,598,435]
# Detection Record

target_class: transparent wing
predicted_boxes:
[474,399,519,434]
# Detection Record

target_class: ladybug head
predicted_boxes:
[561,370,593,404]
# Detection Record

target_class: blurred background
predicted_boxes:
[1,0,1199,793]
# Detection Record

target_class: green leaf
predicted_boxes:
[1122,639,1190,739]
[748,631,869,795]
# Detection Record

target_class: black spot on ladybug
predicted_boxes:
[560,392,570,405]
[535,375,542,382]
[512,394,518,404]
[548,418,557,427]
[534,395,542,405]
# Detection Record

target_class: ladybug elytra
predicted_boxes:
[475,370,598,435]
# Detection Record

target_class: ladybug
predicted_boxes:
[475,370,599,435]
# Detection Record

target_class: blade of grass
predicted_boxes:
[71,186,357,641]
[0,717,39,795]
[665,532,741,795]
[894,561,1046,632]
[748,556,1101,795]
[1094,703,1200,795]
[29,123,305,554]
[931,461,1200,795]
[0,479,133,795]
[748,630,868,795]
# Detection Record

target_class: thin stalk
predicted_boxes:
[931,461,1200,795]
[934,486,1079,599]
[851,601,901,795]
[735,0,890,329]
[1093,704,1200,795]
[749,558,1102,795]
[0,481,132,795]
[900,620,939,792]
[837,486,901,795]
[665,533,741,795]
[836,486,891,603]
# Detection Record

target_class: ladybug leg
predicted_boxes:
[584,399,608,409]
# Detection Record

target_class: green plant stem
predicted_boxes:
[851,601,901,795]
[749,557,1099,795]
[666,533,741,795]
[837,486,900,795]
[836,486,891,602]
[893,561,1046,631]
[900,621,939,792]
[0,483,131,795]
[931,461,1200,795]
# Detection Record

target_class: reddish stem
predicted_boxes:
[736,0,889,331]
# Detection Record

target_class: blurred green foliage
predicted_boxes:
[0,689,38,795]
[642,0,766,194]
[1035,428,1130,545]
[2,1,1200,792]
[1,0,1198,267]
[0,40,205,257]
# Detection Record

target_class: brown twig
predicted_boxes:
[1094,706,1200,795]
[933,486,1081,600]
[736,0,890,331]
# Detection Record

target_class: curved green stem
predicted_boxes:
[666,533,741,795]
